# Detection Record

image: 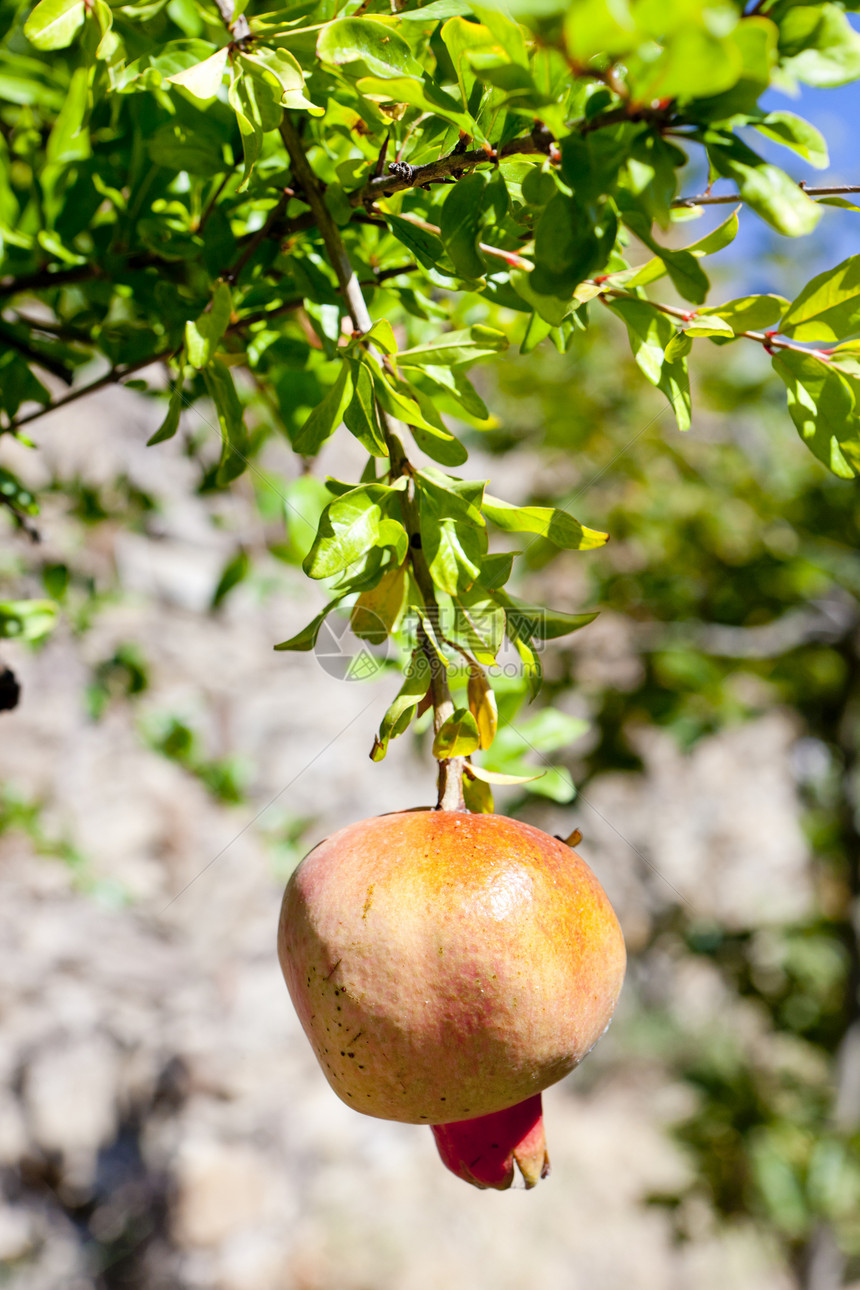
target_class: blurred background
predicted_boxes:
[2,86,860,1290]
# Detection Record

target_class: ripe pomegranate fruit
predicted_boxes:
[278,809,625,1189]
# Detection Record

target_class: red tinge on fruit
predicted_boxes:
[278,810,625,1189]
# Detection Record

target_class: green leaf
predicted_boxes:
[0,468,38,517]
[624,211,709,305]
[510,266,569,326]
[403,385,469,466]
[241,45,304,94]
[698,294,788,334]
[772,350,859,479]
[708,139,820,238]
[211,548,249,609]
[466,764,543,786]
[274,597,345,651]
[440,173,488,280]
[0,599,58,642]
[463,773,494,813]
[411,365,490,424]
[502,602,598,641]
[292,363,353,456]
[398,1,473,18]
[441,14,497,109]
[665,330,693,361]
[228,58,284,189]
[303,484,406,580]
[416,471,487,595]
[511,633,542,699]
[482,495,608,550]
[780,256,860,343]
[317,18,423,78]
[383,212,451,274]
[432,707,480,758]
[682,209,740,258]
[755,111,828,170]
[147,377,185,445]
[532,191,610,300]
[476,553,514,590]
[780,3,860,88]
[607,298,692,431]
[363,319,397,356]
[683,316,735,339]
[343,360,387,456]
[351,563,406,643]
[166,47,229,101]
[185,281,232,369]
[467,664,498,749]
[493,588,597,643]
[356,76,474,135]
[370,650,432,761]
[203,359,249,486]
[0,352,50,417]
[370,364,450,434]
[633,26,743,103]
[446,593,505,663]
[418,469,485,526]
[562,0,636,63]
[46,65,90,164]
[397,325,509,368]
[24,0,85,50]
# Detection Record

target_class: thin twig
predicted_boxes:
[0,213,314,303]
[3,296,306,436]
[673,183,860,208]
[381,209,533,270]
[0,260,112,300]
[280,113,465,812]
[359,263,418,287]
[0,323,74,385]
[225,190,290,283]
[3,348,175,434]
[598,285,833,359]
[352,123,553,206]
[231,296,304,330]
[196,171,232,234]
[0,493,40,542]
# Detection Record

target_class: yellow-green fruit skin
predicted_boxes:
[278,810,626,1125]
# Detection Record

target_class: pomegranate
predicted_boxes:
[278,810,625,1189]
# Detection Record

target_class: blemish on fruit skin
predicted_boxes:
[362,884,374,919]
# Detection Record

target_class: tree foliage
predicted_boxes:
[4,0,860,801]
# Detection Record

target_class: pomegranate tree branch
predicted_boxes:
[279,113,465,812]
[2,298,304,435]
[2,347,175,435]
[673,183,860,208]
[352,124,553,206]
[597,285,833,359]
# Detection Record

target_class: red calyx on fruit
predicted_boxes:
[278,809,625,1189]
[431,1093,549,1190]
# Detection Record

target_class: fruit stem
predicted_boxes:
[279,116,465,813]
